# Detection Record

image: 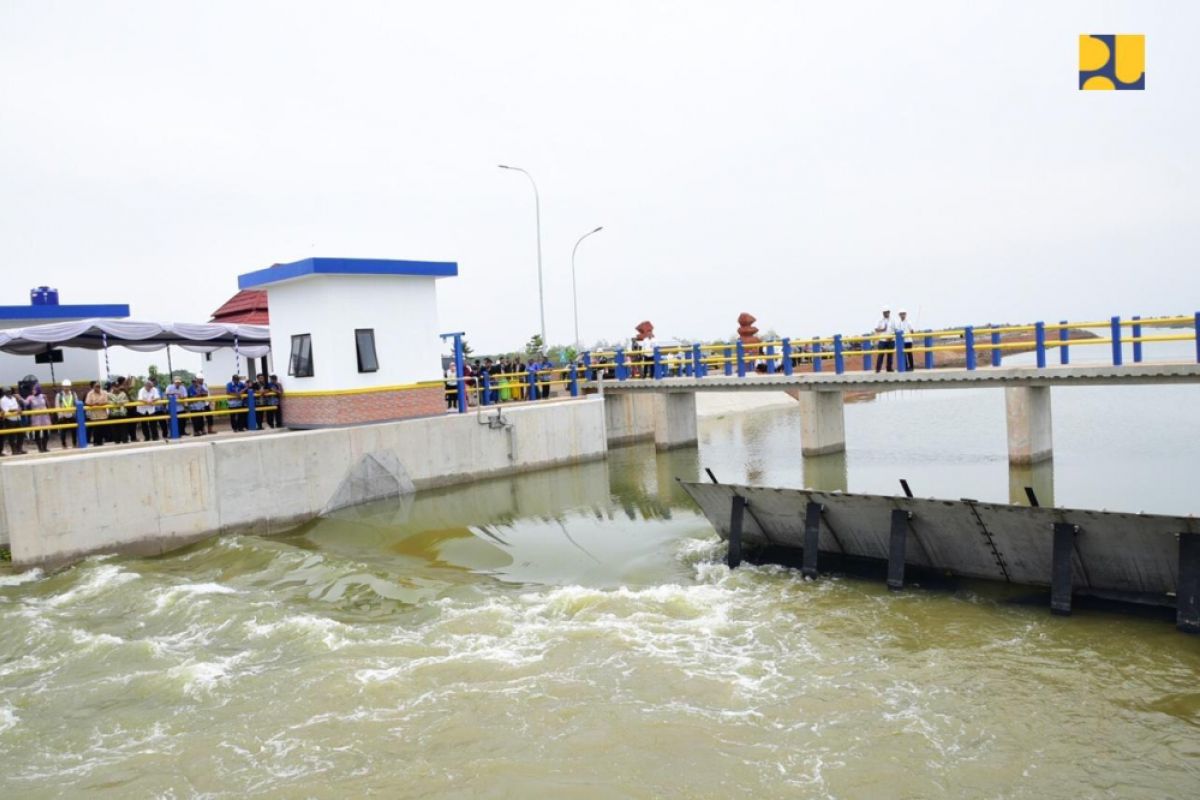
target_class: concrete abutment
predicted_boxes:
[1005,386,1053,465]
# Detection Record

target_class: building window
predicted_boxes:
[355,329,379,373]
[289,334,314,377]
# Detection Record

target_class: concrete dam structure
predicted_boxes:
[679,480,1200,633]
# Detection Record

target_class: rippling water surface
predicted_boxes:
[3,354,1200,797]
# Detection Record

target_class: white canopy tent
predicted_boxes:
[0,319,271,357]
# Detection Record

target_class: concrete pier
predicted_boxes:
[1005,386,1053,465]
[654,393,697,450]
[798,391,846,456]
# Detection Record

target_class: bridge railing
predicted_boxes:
[577,312,1199,381]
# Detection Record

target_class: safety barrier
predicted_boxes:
[574,313,1199,382]
[0,390,281,452]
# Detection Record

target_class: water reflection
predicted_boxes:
[803,451,848,492]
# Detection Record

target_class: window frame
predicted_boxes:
[289,333,314,378]
[355,328,379,373]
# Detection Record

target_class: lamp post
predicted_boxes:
[498,165,545,346]
[571,226,604,352]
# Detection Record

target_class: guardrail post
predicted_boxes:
[965,326,976,370]
[75,401,87,449]
[583,351,593,383]
[736,340,746,378]
[862,340,872,371]
[569,364,579,397]
[616,348,627,381]
[812,339,823,373]
[1132,315,1143,363]
[781,338,793,376]
[765,344,776,374]
[724,346,732,376]
[653,346,662,380]
[923,332,934,370]
[1035,321,1046,369]
[1110,316,1122,366]
[168,394,181,438]
[894,331,906,373]
[527,368,537,398]
[246,389,258,431]
[1059,320,1070,365]
[990,326,1001,367]
[834,335,845,374]
[693,343,704,377]
[480,372,491,405]
[1195,312,1200,363]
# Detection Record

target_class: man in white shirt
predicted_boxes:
[137,379,161,441]
[1,386,25,455]
[874,308,895,373]
[896,309,916,371]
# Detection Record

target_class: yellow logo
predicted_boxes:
[1080,34,1145,90]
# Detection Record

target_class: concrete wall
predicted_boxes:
[603,393,658,445]
[0,397,608,568]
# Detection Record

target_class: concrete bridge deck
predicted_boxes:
[597,361,1200,462]
[599,361,1200,393]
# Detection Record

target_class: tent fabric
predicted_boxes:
[0,319,272,357]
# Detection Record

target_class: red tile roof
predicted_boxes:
[209,290,269,325]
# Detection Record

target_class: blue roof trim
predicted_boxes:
[238,257,458,289]
[0,304,130,320]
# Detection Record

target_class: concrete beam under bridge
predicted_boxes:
[798,391,846,457]
[1006,386,1053,465]
[602,392,697,450]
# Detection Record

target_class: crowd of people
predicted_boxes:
[0,372,283,456]
[444,356,561,408]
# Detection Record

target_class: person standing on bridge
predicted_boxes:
[874,308,895,372]
[896,309,916,371]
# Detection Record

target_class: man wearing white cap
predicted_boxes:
[54,379,78,449]
[873,307,895,372]
[896,309,916,371]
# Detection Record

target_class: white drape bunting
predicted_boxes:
[0,319,271,357]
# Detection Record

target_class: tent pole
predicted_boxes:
[167,344,174,378]
[48,345,56,384]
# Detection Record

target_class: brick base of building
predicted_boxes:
[283,386,447,428]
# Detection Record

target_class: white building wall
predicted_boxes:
[202,348,275,384]
[265,274,442,390]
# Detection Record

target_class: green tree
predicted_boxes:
[524,333,545,358]
[460,338,474,357]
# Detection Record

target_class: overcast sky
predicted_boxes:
[1,1,1195,369]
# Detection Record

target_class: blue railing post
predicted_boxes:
[1132,315,1143,363]
[168,395,180,438]
[693,343,704,377]
[1195,312,1200,363]
[862,340,872,371]
[526,368,537,398]
[812,339,823,373]
[616,348,627,381]
[723,346,733,376]
[1110,316,1122,366]
[246,389,258,432]
[75,401,87,449]
[895,331,907,373]
[1059,320,1070,365]
[569,364,579,397]
[990,326,1001,367]
[1035,322,1046,369]
[834,335,845,374]
[765,344,776,374]
[923,333,934,370]
[454,336,467,413]
[583,351,593,383]
[481,372,491,405]
[965,326,976,370]
[736,340,746,378]
[781,338,793,376]
[653,346,662,380]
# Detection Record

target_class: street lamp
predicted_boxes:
[571,226,604,352]
[498,165,545,346]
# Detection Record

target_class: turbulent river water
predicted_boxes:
[2,339,1199,798]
